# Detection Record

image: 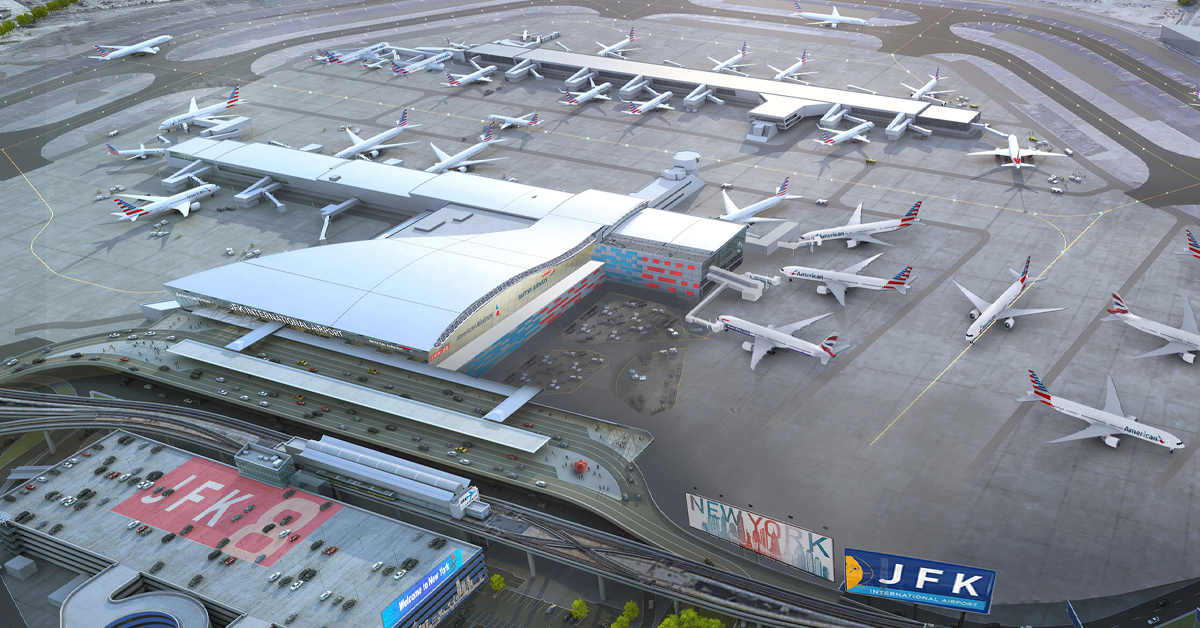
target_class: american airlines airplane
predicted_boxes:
[781,253,913,306]
[111,179,219,221]
[442,59,496,86]
[1018,369,1184,452]
[558,80,613,106]
[361,52,399,70]
[159,85,241,133]
[903,67,953,103]
[710,43,754,76]
[334,110,419,160]
[718,177,801,223]
[793,201,923,248]
[715,314,844,370]
[310,42,390,64]
[952,256,1066,342]
[1191,86,1199,107]
[391,51,452,75]
[90,35,172,61]
[106,143,165,160]
[597,27,638,58]
[793,1,869,28]
[625,88,674,115]
[769,50,816,83]
[1102,293,1200,363]
[968,126,1062,170]
[1175,229,1200,260]
[814,119,874,145]
[487,112,539,130]
[425,123,507,173]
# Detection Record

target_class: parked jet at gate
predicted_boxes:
[718,177,801,223]
[625,88,674,115]
[715,314,844,370]
[391,51,452,75]
[362,52,399,70]
[90,35,172,61]
[1102,293,1200,363]
[1018,370,1184,452]
[968,126,1062,170]
[159,85,241,133]
[442,59,496,86]
[559,80,613,105]
[793,1,869,28]
[814,119,874,145]
[952,257,1066,342]
[903,67,953,103]
[769,50,816,82]
[425,123,507,173]
[782,254,913,306]
[793,201,923,249]
[710,43,754,76]
[487,112,540,130]
[106,143,165,160]
[334,110,419,160]
[597,27,638,58]
[112,178,219,221]
[1176,230,1200,260]
[311,42,390,64]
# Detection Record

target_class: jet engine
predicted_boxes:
[816,286,828,295]
[149,46,161,54]
[1102,436,1120,448]
[1004,317,1015,329]
[968,309,980,320]
[189,202,201,211]
[846,239,858,248]
[1183,352,1196,364]
[455,166,470,173]
[741,341,754,352]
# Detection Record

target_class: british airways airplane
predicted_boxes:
[1102,292,1200,363]
[793,1,869,28]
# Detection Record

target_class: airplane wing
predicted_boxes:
[116,193,168,202]
[457,157,508,168]
[749,335,772,371]
[374,141,417,150]
[187,97,199,114]
[1133,341,1195,360]
[847,203,863,226]
[840,252,884,276]
[1049,423,1119,444]
[775,312,833,335]
[174,200,193,216]
[345,128,365,145]
[966,149,1009,157]
[1180,295,1198,335]
[952,280,992,313]
[1016,149,1063,158]
[806,20,835,25]
[850,234,893,247]
[1101,374,1125,418]
[825,282,848,306]
[852,134,871,144]
[430,143,452,162]
[721,191,741,216]
[1004,306,1067,317]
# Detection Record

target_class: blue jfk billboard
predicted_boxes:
[844,548,997,614]
[382,548,466,628]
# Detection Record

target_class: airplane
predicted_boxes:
[90,35,172,61]
[715,314,845,370]
[903,66,953,103]
[769,49,816,83]
[1191,87,1200,107]
[159,84,241,133]
[813,119,874,145]
[1102,293,1200,363]
[718,177,801,223]
[442,59,497,86]
[710,43,754,76]
[792,1,869,28]
[952,256,1066,342]
[111,178,219,221]
[443,38,471,50]
[1174,229,1200,259]
[487,112,539,131]
[625,88,674,115]
[310,42,390,64]
[513,29,536,42]
[1017,369,1184,452]
[425,123,507,173]
[361,51,399,70]
[967,125,1062,170]
[781,253,913,306]
[793,201,923,249]
[391,51,452,75]
[106,143,165,160]
[558,80,613,105]
[333,109,419,160]
[597,27,638,59]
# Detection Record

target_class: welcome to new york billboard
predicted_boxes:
[686,494,834,581]
[845,548,997,613]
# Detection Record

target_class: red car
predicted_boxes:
[80,451,91,457]
[108,472,121,479]
[506,455,517,461]
[24,484,36,491]
[136,525,148,534]
[523,422,534,428]
[120,357,129,362]
[324,546,338,556]
[288,534,300,543]
[321,407,330,412]
[296,400,306,406]
[309,367,318,373]
[223,556,237,566]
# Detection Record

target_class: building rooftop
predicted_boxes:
[0,430,481,628]
[611,208,745,253]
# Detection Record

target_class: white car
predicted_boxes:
[268,572,281,582]
[60,497,77,506]
[138,481,155,490]
[119,473,131,481]
[257,391,269,397]
[145,331,155,336]
[371,561,383,571]
[166,335,176,341]
[5,358,17,366]
[108,333,120,339]
[215,376,226,382]
[459,459,471,466]
[218,390,227,396]
[61,462,74,469]
[277,528,291,538]
[535,480,547,488]
[290,580,304,591]
[320,590,332,601]
[259,401,269,407]
[127,335,138,340]
[127,520,140,529]
[393,569,407,580]
[239,395,250,401]
[35,476,47,483]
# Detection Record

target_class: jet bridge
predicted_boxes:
[234,176,285,211]
[161,159,213,193]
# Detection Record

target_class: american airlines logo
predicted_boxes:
[1122,425,1163,442]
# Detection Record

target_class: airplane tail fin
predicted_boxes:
[564,91,579,104]
[529,112,538,125]
[94,45,111,57]
[776,176,790,197]
[629,27,636,41]
[1187,229,1200,258]
[884,267,913,293]
[398,109,408,127]
[1105,292,1131,318]
[390,60,403,73]
[325,51,341,64]
[113,198,147,221]
[899,200,922,226]
[628,101,640,115]
[820,129,833,144]
[740,42,748,57]
[482,123,495,142]
[934,66,941,81]
[1026,369,1053,404]
[818,333,839,364]
[106,144,120,155]
[793,0,802,10]
[1018,256,1031,286]
[225,84,240,107]
[445,72,460,86]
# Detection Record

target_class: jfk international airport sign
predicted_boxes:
[845,548,996,613]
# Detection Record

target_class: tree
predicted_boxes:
[658,609,725,628]
[0,20,12,33]
[31,6,48,19]
[623,601,641,621]
[15,13,31,25]
[570,599,589,621]
[489,574,505,592]
[612,616,632,628]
